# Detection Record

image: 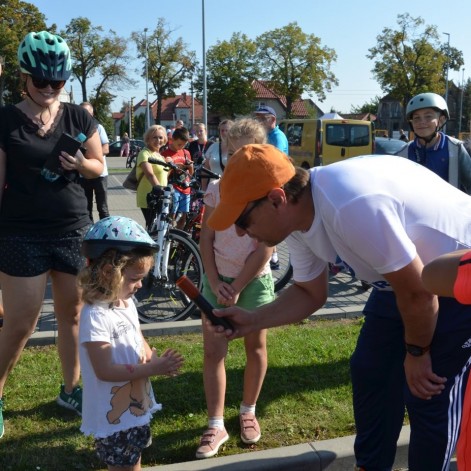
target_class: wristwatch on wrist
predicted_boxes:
[405,343,431,357]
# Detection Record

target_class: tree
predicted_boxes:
[62,17,135,115]
[367,13,464,115]
[204,33,258,118]
[0,0,49,106]
[350,96,382,114]
[256,22,337,117]
[132,18,196,125]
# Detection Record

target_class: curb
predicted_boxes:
[144,426,410,470]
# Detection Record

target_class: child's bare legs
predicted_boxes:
[202,320,229,419]
[239,328,267,444]
[242,328,268,407]
[196,320,230,458]
[108,460,141,471]
[176,212,187,231]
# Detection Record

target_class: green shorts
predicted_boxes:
[202,272,275,310]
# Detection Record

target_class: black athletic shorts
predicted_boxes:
[0,226,89,277]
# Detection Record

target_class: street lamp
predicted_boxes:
[202,0,207,128]
[144,28,151,130]
[459,67,465,135]
[443,32,450,134]
[443,33,450,105]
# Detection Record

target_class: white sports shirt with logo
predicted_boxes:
[287,155,471,290]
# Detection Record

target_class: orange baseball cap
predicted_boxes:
[207,144,295,231]
[454,251,471,304]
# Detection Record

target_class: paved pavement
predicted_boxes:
[4,156,443,469]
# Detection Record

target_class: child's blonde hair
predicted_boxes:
[226,118,267,145]
[78,249,154,305]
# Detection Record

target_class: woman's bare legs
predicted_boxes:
[0,272,47,397]
[50,270,82,393]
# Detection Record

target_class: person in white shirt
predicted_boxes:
[207,146,471,471]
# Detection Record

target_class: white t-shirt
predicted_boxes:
[287,155,471,290]
[79,300,161,438]
[204,142,226,176]
[97,123,109,177]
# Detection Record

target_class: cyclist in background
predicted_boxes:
[0,31,103,437]
[397,92,471,194]
[135,125,169,229]
[161,127,193,230]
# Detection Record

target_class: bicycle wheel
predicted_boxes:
[272,241,293,292]
[135,229,204,322]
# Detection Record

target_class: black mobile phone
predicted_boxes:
[43,133,83,173]
[42,133,84,182]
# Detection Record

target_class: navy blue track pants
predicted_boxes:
[350,289,471,471]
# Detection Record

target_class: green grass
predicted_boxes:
[1,319,364,470]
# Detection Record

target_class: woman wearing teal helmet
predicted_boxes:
[397,92,471,194]
[0,31,105,438]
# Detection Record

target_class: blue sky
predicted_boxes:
[30,0,471,114]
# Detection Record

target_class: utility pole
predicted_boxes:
[144,28,151,130]
[191,80,195,131]
[443,32,450,134]
[129,97,135,139]
[202,0,207,129]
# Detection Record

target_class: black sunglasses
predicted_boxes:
[30,76,66,90]
[234,197,266,230]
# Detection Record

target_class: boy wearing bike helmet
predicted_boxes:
[397,92,471,194]
[78,216,183,471]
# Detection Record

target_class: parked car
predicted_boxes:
[374,137,407,155]
[279,118,374,168]
[108,139,145,157]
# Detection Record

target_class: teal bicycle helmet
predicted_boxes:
[17,31,72,80]
[82,216,158,259]
[406,93,449,121]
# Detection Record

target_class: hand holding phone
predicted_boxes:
[42,132,86,182]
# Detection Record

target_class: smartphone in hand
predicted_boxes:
[42,133,85,182]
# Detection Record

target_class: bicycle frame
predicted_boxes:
[147,185,174,281]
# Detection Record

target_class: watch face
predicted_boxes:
[406,344,426,356]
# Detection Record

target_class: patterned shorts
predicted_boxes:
[0,226,89,277]
[95,425,152,467]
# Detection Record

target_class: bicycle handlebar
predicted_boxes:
[197,166,221,180]
[147,157,178,170]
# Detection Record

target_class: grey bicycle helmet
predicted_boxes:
[405,93,449,121]
[17,31,72,80]
[82,216,157,260]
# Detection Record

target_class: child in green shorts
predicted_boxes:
[196,118,274,459]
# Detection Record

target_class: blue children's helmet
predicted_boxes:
[82,216,157,259]
[17,31,72,80]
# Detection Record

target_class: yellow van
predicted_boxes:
[278,118,374,168]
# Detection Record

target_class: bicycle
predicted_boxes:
[125,144,141,168]
[182,165,221,243]
[133,159,204,323]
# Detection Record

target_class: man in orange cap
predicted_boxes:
[207,144,471,471]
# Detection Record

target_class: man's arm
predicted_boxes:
[383,255,446,399]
